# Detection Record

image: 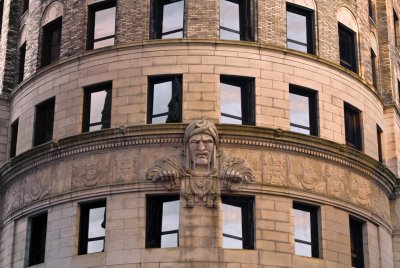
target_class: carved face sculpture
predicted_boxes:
[189,133,214,169]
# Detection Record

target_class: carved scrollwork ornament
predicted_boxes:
[220,157,255,191]
[145,157,182,190]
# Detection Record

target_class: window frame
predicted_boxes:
[78,200,107,255]
[293,202,320,258]
[151,0,185,39]
[221,195,255,250]
[219,0,253,41]
[41,17,62,68]
[338,23,357,73]
[145,194,180,248]
[147,75,182,124]
[82,81,112,132]
[349,216,365,268]
[87,0,116,50]
[33,97,55,147]
[18,41,26,83]
[344,102,363,151]
[289,85,319,136]
[286,3,315,54]
[27,212,48,266]
[9,118,18,158]
[220,75,255,125]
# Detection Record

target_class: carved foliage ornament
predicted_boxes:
[145,120,255,208]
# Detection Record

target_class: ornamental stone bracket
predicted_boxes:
[145,120,256,208]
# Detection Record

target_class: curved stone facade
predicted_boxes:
[0,0,400,267]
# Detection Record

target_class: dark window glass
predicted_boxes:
[79,200,106,255]
[147,75,182,124]
[151,0,184,39]
[370,49,377,89]
[377,124,383,163]
[22,0,29,13]
[28,213,47,266]
[222,195,254,250]
[83,82,112,132]
[349,217,365,268]
[398,79,400,104]
[0,1,3,36]
[34,98,55,146]
[289,85,318,136]
[394,11,399,46]
[9,119,18,158]
[368,0,374,20]
[41,18,62,67]
[338,23,357,72]
[87,1,116,50]
[146,195,180,248]
[220,0,253,41]
[286,4,314,54]
[293,203,319,258]
[18,42,26,83]
[220,75,255,125]
[344,102,362,151]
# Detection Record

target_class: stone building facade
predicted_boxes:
[0,0,400,267]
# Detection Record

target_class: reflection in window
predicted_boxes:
[87,1,116,50]
[344,102,362,151]
[41,18,62,67]
[338,23,357,72]
[286,4,314,54]
[220,0,253,41]
[152,0,184,39]
[349,217,365,268]
[34,97,55,146]
[289,85,318,136]
[146,195,180,248]
[293,203,319,258]
[222,195,254,250]
[82,82,112,132]
[148,75,182,124]
[220,75,255,125]
[28,213,47,266]
[79,200,106,255]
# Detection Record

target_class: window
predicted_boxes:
[349,217,365,268]
[147,75,182,124]
[293,203,320,258]
[33,98,55,146]
[18,42,26,83]
[0,1,3,37]
[344,102,362,151]
[146,195,180,248]
[87,1,116,50]
[9,119,18,158]
[41,18,62,67]
[370,49,377,89]
[394,11,399,47]
[338,23,357,72]
[79,200,106,255]
[22,0,29,14]
[82,82,112,132]
[368,0,374,20]
[222,196,254,249]
[286,3,314,54]
[219,0,253,41]
[151,0,184,39]
[28,212,47,266]
[289,85,318,136]
[398,79,400,104]
[220,75,255,125]
[377,124,383,163]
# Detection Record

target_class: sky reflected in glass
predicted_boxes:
[163,1,184,34]
[295,241,312,257]
[153,81,172,116]
[88,240,104,254]
[94,7,116,39]
[222,203,242,249]
[221,82,242,120]
[294,209,312,257]
[287,11,307,43]
[88,207,105,239]
[162,200,179,232]
[220,0,240,31]
[289,93,309,127]
[161,233,178,248]
[90,90,107,125]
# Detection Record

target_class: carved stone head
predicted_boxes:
[184,120,218,173]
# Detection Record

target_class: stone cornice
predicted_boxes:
[0,124,396,196]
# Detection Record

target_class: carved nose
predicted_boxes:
[198,141,205,150]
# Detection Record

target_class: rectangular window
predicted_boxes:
[377,124,383,163]
[28,212,47,266]
[82,82,112,132]
[146,195,180,248]
[222,195,254,250]
[41,18,62,67]
[395,11,399,47]
[22,0,29,13]
[349,217,365,268]
[220,75,255,125]
[34,97,55,146]
[398,79,400,104]
[289,85,318,136]
[147,75,182,124]
[78,200,106,255]
[9,119,18,158]
[344,102,362,151]
[151,0,184,39]
[220,0,253,41]
[293,203,320,258]
[338,23,357,72]
[0,1,3,37]
[18,42,26,83]
[370,49,377,89]
[368,0,374,20]
[286,3,314,54]
[87,1,116,50]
